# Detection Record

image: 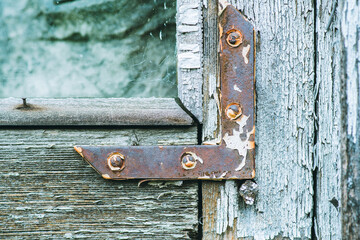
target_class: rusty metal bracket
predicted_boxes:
[74,5,255,180]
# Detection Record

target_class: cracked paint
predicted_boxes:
[223,115,255,171]
[242,44,250,64]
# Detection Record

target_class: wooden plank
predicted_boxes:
[314,0,342,238]
[202,0,220,143]
[201,1,222,239]
[176,0,204,122]
[202,0,315,238]
[340,0,360,238]
[0,127,200,239]
[0,98,193,126]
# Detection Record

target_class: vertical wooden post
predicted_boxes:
[315,0,342,238]
[341,0,360,238]
[202,0,316,238]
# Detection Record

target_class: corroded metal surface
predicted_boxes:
[75,5,255,180]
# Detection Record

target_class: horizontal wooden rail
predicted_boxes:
[0,98,193,126]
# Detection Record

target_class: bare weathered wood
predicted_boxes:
[0,127,199,239]
[0,98,193,126]
[314,0,342,238]
[202,0,220,143]
[177,0,204,122]
[202,0,315,238]
[201,1,223,238]
[341,0,360,238]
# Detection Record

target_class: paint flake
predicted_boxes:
[242,44,250,64]
[223,115,255,171]
[234,84,242,92]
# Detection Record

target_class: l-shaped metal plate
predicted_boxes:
[75,5,255,180]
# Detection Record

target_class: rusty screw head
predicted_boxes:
[107,153,125,171]
[226,29,243,48]
[225,103,242,120]
[181,152,197,170]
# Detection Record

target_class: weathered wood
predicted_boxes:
[202,0,220,143]
[314,0,342,238]
[202,0,315,238]
[0,98,193,126]
[340,0,360,238]
[0,127,199,239]
[201,1,223,238]
[177,0,204,122]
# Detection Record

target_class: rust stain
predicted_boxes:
[181,152,203,170]
[225,29,243,48]
[107,152,125,171]
[74,146,84,157]
[14,98,45,111]
[225,103,242,120]
[14,104,45,111]
[74,5,255,180]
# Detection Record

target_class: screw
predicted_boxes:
[225,103,242,120]
[226,29,243,48]
[107,153,125,171]
[181,152,197,170]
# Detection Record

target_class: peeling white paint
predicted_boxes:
[216,181,239,234]
[178,44,200,52]
[203,0,208,8]
[223,115,255,171]
[218,0,230,15]
[102,174,111,179]
[176,0,203,122]
[178,52,201,69]
[242,44,251,64]
[177,25,199,33]
[234,84,242,92]
[203,135,222,145]
[219,171,229,178]
[342,0,359,143]
[196,154,204,164]
[205,1,316,239]
[198,175,211,179]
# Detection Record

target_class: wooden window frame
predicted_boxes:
[0,0,204,127]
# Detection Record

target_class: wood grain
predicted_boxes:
[202,0,220,143]
[176,0,204,122]
[340,0,360,238]
[202,0,315,238]
[0,127,200,239]
[315,0,342,238]
[0,98,193,126]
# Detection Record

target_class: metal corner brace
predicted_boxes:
[74,5,255,180]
